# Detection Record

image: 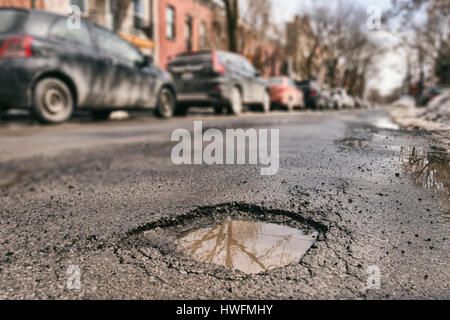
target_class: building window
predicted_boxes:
[166,6,175,40]
[200,21,207,48]
[70,0,88,14]
[185,15,193,51]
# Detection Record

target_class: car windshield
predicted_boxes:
[0,10,26,34]
[170,52,212,66]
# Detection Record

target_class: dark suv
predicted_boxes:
[168,50,271,115]
[295,79,321,109]
[0,8,176,123]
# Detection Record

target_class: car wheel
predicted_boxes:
[228,87,243,115]
[33,78,74,124]
[155,87,176,118]
[260,91,271,113]
[91,110,112,121]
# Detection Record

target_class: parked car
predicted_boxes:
[268,77,304,111]
[354,97,369,109]
[295,79,321,110]
[168,50,271,115]
[417,86,446,107]
[318,90,333,110]
[330,89,354,109]
[0,8,176,123]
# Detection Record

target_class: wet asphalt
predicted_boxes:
[0,108,448,300]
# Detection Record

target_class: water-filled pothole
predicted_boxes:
[336,137,365,148]
[124,203,326,276]
[400,146,450,219]
[176,220,318,274]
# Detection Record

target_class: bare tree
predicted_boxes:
[289,3,382,97]
[240,0,280,73]
[221,0,239,52]
[389,0,450,85]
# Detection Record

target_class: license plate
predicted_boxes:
[182,72,194,80]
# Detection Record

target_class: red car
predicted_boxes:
[268,77,304,111]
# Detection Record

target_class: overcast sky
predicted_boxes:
[269,0,394,24]
[268,0,407,96]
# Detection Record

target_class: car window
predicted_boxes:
[243,59,256,75]
[237,57,256,76]
[49,18,93,47]
[0,10,27,34]
[92,26,143,63]
[219,52,234,72]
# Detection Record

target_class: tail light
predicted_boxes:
[0,36,33,59]
[310,89,317,97]
[212,50,226,75]
[212,86,222,93]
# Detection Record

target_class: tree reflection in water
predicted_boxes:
[401,146,450,218]
[177,220,316,274]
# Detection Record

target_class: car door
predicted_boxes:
[236,56,256,104]
[243,59,266,103]
[90,25,151,108]
[46,18,103,107]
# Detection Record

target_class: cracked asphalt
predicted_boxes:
[0,109,449,300]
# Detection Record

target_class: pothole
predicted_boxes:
[372,117,400,130]
[400,146,450,219]
[121,203,327,276]
[176,220,318,274]
[336,137,365,148]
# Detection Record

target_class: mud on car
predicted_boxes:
[0,8,176,124]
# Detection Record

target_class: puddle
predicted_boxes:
[400,146,450,218]
[176,220,317,274]
[372,117,400,130]
[337,137,365,148]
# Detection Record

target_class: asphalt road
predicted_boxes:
[0,108,449,299]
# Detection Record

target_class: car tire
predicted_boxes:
[91,110,112,121]
[260,91,271,113]
[155,87,176,119]
[228,87,243,115]
[33,78,74,124]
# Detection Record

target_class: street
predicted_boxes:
[0,108,448,299]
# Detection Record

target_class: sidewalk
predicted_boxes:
[389,98,450,152]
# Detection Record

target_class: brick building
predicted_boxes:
[0,0,42,8]
[156,0,220,68]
